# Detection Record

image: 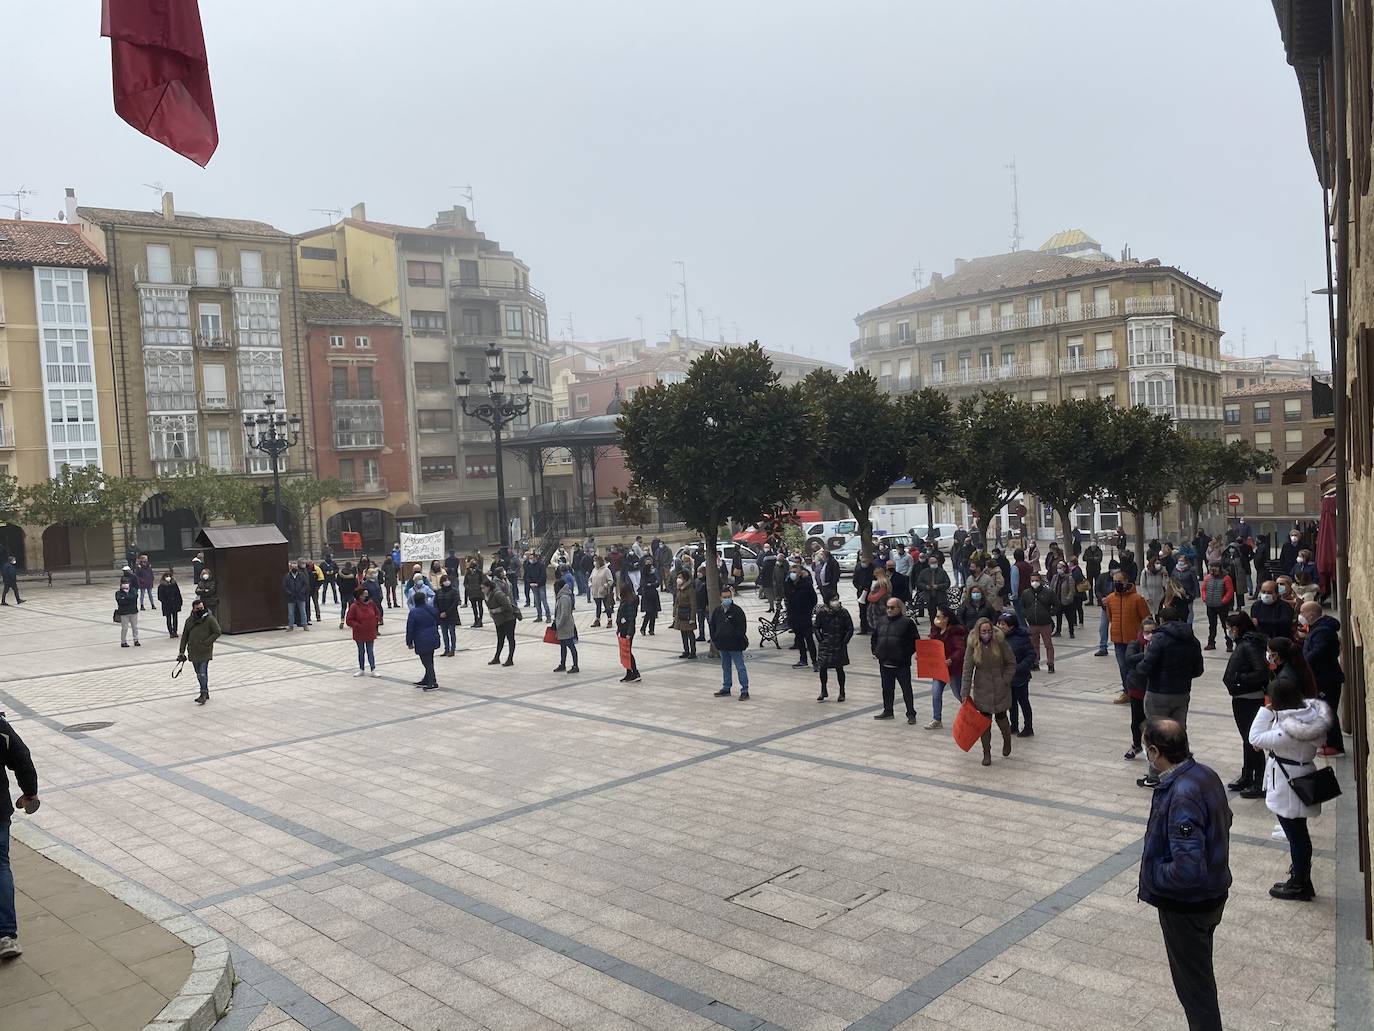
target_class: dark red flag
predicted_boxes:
[101,0,218,166]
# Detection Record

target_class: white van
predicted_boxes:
[802,519,858,551]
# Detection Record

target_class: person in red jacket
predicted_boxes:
[925,607,968,730]
[1201,561,1235,653]
[345,586,383,677]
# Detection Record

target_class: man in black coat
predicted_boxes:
[998,612,1036,736]
[1,711,39,958]
[1300,601,1344,755]
[852,555,876,633]
[871,597,920,724]
[709,586,751,700]
[1135,608,1205,787]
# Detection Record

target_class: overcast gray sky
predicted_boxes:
[4,0,1326,367]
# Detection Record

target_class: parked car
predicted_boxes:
[834,534,913,573]
[802,519,859,552]
[674,542,760,586]
[908,523,959,551]
[732,509,823,547]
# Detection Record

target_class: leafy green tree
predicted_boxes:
[279,477,345,554]
[0,472,21,524]
[1172,434,1272,533]
[1102,406,1180,553]
[104,475,150,558]
[904,388,956,537]
[617,343,816,626]
[22,464,110,584]
[804,368,910,560]
[1020,397,1119,545]
[944,391,1034,541]
[161,465,259,529]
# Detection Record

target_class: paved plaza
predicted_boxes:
[0,582,1361,1031]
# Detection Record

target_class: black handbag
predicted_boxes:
[1271,753,1342,806]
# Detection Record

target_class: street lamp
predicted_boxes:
[456,343,534,552]
[243,394,301,533]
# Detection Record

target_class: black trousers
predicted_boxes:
[1157,904,1225,1031]
[879,664,914,718]
[1319,680,1344,751]
[1009,681,1032,732]
[165,610,179,636]
[794,625,817,665]
[1278,815,1313,882]
[680,629,697,657]
[1205,605,1230,646]
[1230,697,1265,785]
[470,597,484,624]
[492,623,515,662]
[1,584,20,603]
[1129,695,1146,749]
[417,649,437,686]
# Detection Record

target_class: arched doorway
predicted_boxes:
[42,525,72,569]
[327,508,392,557]
[136,493,198,565]
[0,524,25,570]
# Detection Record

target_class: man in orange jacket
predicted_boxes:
[1103,570,1151,696]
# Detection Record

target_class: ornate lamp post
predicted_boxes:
[243,394,301,532]
[456,343,534,551]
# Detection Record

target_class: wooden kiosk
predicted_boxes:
[194,525,289,634]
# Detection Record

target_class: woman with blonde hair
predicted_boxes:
[963,617,1016,766]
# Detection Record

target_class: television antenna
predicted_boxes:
[451,184,475,221]
[666,292,678,336]
[142,181,167,209]
[911,262,924,289]
[309,206,343,223]
[1006,157,1022,252]
[1,186,37,219]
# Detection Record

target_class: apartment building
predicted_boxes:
[0,219,121,570]
[300,292,416,552]
[1222,378,1332,534]
[1219,351,1326,391]
[75,191,311,558]
[297,204,554,546]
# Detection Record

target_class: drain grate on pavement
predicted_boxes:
[727,866,884,929]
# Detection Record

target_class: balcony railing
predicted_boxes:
[1177,404,1223,421]
[1127,349,1220,372]
[239,389,284,411]
[1124,295,1176,315]
[153,458,200,477]
[449,277,547,304]
[854,300,1121,357]
[1060,351,1119,373]
[328,384,379,401]
[200,393,232,411]
[0,366,10,387]
[196,333,233,350]
[0,424,12,448]
[146,390,197,412]
[340,477,388,498]
[333,398,384,449]
[134,264,283,289]
[334,430,384,449]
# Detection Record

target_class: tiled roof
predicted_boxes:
[1222,378,1316,399]
[0,220,107,270]
[78,206,288,238]
[865,249,1148,315]
[298,217,481,243]
[300,291,400,325]
[1039,228,1099,252]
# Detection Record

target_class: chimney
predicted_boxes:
[64,187,78,225]
[929,271,944,286]
[953,258,968,272]
[350,202,367,220]
[161,191,175,221]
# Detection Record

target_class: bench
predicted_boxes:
[14,569,53,585]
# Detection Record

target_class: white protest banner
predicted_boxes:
[400,530,445,565]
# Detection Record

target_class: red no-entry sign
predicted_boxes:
[1226,493,1241,507]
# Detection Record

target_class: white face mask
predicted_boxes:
[1260,592,1275,604]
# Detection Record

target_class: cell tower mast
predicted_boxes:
[1006,157,1023,252]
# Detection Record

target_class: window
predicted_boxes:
[977,304,992,325]
[411,310,447,335]
[201,364,227,407]
[239,250,264,288]
[1287,490,1307,513]
[504,306,524,335]
[458,259,479,286]
[198,303,222,342]
[1224,403,1240,424]
[206,428,231,471]
[878,360,893,379]
[1066,289,1082,317]
[193,247,218,286]
[464,457,497,479]
[1256,491,1275,514]
[354,335,370,349]
[1127,319,1173,356]
[930,312,945,338]
[233,291,282,349]
[406,260,443,287]
[420,456,457,482]
[931,354,946,378]
[145,244,172,283]
[1254,431,1272,449]
[413,361,451,390]
[978,350,993,371]
[1097,383,1115,401]
[575,394,590,412]
[1093,285,1110,311]
[418,409,453,431]
[144,352,195,411]
[300,246,336,261]
[1225,433,1242,445]
[329,335,345,349]
[356,367,375,399]
[958,352,971,375]
[999,301,1014,321]
[338,457,356,483]
[1030,389,1048,403]
[1094,331,1113,355]
[1284,398,1302,421]
[896,321,910,342]
[1027,295,1043,324]
[1068,385,1087,399]
[1066,336,1084,364]
[1252,401,1271,423]
[956,309,971,332]
[1285,428,1304,452]
[461,309,481,337]
[363,457,380,486]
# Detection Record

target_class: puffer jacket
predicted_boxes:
[1302,615,1344,688]
[1019,584,1057,626]
[485,585,518,627]
[813,605,854,668]
[1138,566,1167,611]
[671,584,696,632]
[1136,620,1204,696]
[1003,625,1034,689]
[870,611,919,666]
[963,631,1014,714]
[590,565,613,600]
[1221,631,1269,699]
[1122,635,1149,699]
[1248,699,1333,818]
[1138,757,1233,910]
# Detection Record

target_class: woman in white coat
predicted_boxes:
[1248,637,1331,902]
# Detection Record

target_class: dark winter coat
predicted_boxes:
[1278,539,1302,576]
[135,563,154,590]
[1302,615,1344,688]
[1019,584,1057,626]
[346,598,382,642]
[0,714,38,820]
[870,611,919,666]
[486,586,518,627]
[1222,630,1271,699]
[157,579,183,613]
[434,585,462,622]
[463,567,484,599]
[963,632,1015,714]
[784,574,818,627]
[955,600,997,630]
[115,586,138,616]
[852,561,875,595]
[931,622,968,680]
[1136,620,1204,696]
[914,563,951,601]
[708,603,749,651]
[337,572,358,599]
[638,573,661,615]
[195,575,217,608]
[1250,598,1296,641]
[1123,636,1149,699]
[1003,625,1034,689]
[617,596,638,638]
[813,605,854,669]
[282,570,310,602]
[178,610,222,663]
[405,602,441,652]
[1138,757,1233,911]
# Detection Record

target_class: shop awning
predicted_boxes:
[1281,428,1335,484]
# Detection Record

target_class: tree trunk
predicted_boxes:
[857,511,873,563]
[703,526,721,659]
[80,525,91,586]
[1058,506,1075,552]
[925,493,935,536]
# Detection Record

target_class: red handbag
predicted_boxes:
[542,625,558,644]
[951,698,993,752]
[618,636,633,669]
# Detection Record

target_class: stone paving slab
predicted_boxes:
[0,584,1352,1030]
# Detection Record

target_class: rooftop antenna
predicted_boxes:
[698,307,708,341]
[732,321,740,343]
[142,181,166,210]
[635,315,644,341]
[716,313,725,342]
[1,185,37,219]
[1302,281,1312,358]
[1241,326,1247,358]
[675,260,689,339]
[911,263,924,290]
[565,313,575,342]
[1006,157,1022,252]
[309,206,343,223]
[666,292,677,336]
[451,184,475,221]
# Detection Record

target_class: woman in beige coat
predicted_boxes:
[671,572,698,659]
[963,617,1016,766]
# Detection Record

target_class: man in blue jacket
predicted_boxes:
[405,591,441,691]
[1138,718,1231,1031]
[1300,601,1345,756]
[997,612,1035,736]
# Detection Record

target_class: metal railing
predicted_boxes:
[239,389,283,411]
[0,424,12,447]
[1060,350,1119,373]
[153,458,200,477]
[340,477,388,497]
[328,384,379,401]
[0,366,10,387]
[1127,349,1220,372]
[146,390,197,412]
[450,277,547,303]
[200,393,232,411]
[334,430,384,449]
[1124,295,1176,315]
[134,264,283,289]
[196,334,233,350]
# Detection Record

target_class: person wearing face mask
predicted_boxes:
[404,571,435,610]
[404,589,441,690]
[1274,576,1298,614]
[1248,640,1330,901]
[1137,718,1232,1031]
[176,598,222,705]
[191,551,205,583]
[1104,571,1151,692]
[194,568,218,617]
[865,564,892,632]
[552,577,580,675]
[463,559,485,627]
[484,576,519,666]
[1172,558,1200,625]
[914,553,951,623]
[925,608,967,729]
[813,595,854,702]
[709,587,750,700]
[963,618,1015,764]
[671,572,698,659]
[1220,613,1270,796]
[996,612,1035,737]
[871,598,920,724]
[1019,571,1058,673]
[156,569,183,638]
[786,563,820,669]
[1134,607,1205,788]
[1120,618,1156,758]
[1278,528,1304,577]
[1299,600,1345,757]
[1249,580,1295,641]
[955,581,997,631]
[1083,540,1103,604]
[282,561,311,631]
[1138,555,1167,614]
[589,556,612,627]
[1201,562,1235,652]
[1049,562,1077,639]
[852,550,876,633]
[345,586,383,677]
[335,562,358,628]
[434,575,462,656]
[616,580,642,683]
[114,575,140,647]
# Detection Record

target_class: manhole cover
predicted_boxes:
[63,721,115,734]
[728,866,884,929]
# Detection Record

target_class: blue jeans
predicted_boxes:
[138,586,155,608]
[1114,642,1129,686]
[559,640,579,667]
[720,650,749,692]
[1099,607,1109,650]
[575,571,589,598]
[356,640,375,670]
[931,674,962,722]
[531,584,550,619]
[440,623,456,653]
[193,660,209,697]
[0,819,13,937]
[288,599,309,627]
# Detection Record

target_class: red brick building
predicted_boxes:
[300,292,418,551]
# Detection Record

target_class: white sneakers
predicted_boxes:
[0,936,22,959]
[352,670,365,677]
[370,669,380,677]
